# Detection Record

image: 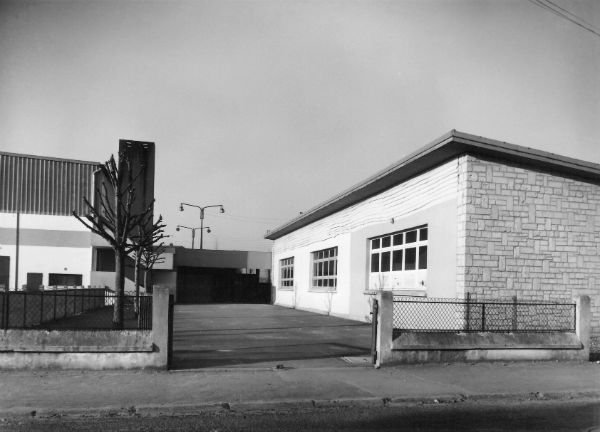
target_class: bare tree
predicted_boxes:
[73,151,165,328]
[132,223,167,316]
[141,243,166,292]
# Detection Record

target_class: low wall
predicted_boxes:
[375,292,591,366]
[0,287,172,370]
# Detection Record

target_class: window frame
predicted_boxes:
[279,257,295,290]
[310,246,338,292]
[369,225,428,289]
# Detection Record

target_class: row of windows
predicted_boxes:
[279,225,428,290]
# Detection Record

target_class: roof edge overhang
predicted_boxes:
[265,130,600,240]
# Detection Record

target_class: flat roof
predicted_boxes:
[265,130,600,240]
[0,150,100,166]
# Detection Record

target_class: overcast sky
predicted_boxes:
[1,0,599,252]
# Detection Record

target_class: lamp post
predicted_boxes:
[176,225,210,249]
[178,203,224,250]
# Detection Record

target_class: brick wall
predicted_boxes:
[457,155,600,336]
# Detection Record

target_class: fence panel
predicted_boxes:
[0,289,152,330]
[393,297,576,333]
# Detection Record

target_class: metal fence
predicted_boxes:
[0,288,152,330]
[393,296,576,333]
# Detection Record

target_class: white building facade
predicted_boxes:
[0,152,99,290]
[266,131,600,337]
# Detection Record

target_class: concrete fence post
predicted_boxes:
[575,295,590,360]
[152,286,171,369]
[375,290,394,368]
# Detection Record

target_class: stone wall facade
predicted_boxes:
[457,155,600,336]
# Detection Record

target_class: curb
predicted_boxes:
[2,390,599,420]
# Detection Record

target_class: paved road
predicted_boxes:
[4,400,599,431]
[171,304,372,369]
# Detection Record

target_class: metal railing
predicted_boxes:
[393,296,576,333]
[0,288,152,330]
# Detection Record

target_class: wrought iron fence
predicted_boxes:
[0,288,152,330]
[393,296,576,333]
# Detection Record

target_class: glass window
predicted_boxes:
[418,246,428,269]
[392,250,403,271]
[371,254,380,272]
[393,234,403,246]
[279,257,294,288]
[369,225,428,286]
[405,248,416,270]
[381,251,390,272]
[312,247,338,290]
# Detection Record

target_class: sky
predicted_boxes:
[1,0,599,252]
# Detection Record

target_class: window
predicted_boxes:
[95,248,116,272]
[280,257,294,289]
[369,226,428,289]
[311,246,338,290]
[48,273,83,287]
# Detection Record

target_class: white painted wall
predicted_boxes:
[0,212,92,290]
[272,159,460,322]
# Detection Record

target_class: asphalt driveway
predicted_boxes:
[172,304,372,369]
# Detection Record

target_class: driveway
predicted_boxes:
[172,304,372,369]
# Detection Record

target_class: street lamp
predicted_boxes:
[178,203,224,250]
[176,225,211,249]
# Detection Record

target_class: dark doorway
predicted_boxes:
[0,256,9,290]
[176,267,269,304]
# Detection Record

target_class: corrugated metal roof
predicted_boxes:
[0,152,100,215]
[265,130,600,240]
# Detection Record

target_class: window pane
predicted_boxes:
[291,268,293,278]
[393,234,403,246]
[418,246,428,269]
[381,236,391,248]
[313,263,317,276]
[318,279,322,287]
[371,253,379,272]
[333,260,337,275]
[405,248,416,270]
[372,239,380,250]
[318,262,323,276]
[406,230,417,243]
[329,261,334,275]
[392,250,403,271]
[381,251,390,272]
[420,228,428,241]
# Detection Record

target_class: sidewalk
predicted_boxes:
[1,359,599,417]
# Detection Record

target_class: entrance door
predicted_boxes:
[0,256,9,290]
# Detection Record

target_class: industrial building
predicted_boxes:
[0,141,154,292]
[266,131,600,337]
